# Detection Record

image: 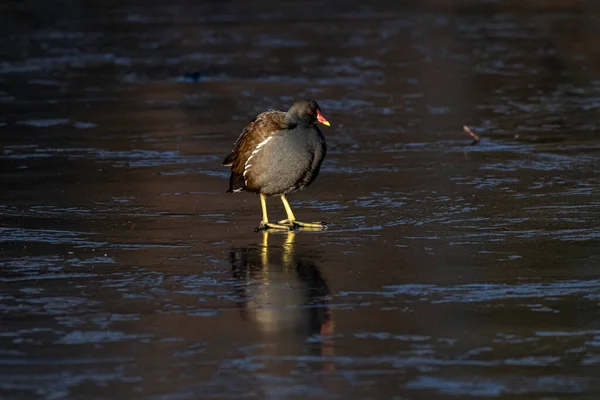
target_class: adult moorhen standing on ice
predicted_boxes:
[222,99,330,231]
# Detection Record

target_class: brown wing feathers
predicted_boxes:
[223,111,288,193]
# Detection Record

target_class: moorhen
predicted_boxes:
[222,99,330,231]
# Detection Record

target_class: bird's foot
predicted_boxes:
[255,221,293,232]
[277,219,327,230]
[294,220,328,230]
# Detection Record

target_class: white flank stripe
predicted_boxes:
[243,135,274,181]
[255,136,272,151]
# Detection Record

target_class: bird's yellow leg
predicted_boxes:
[277,194,327,230]
[256,193,292,231]
[277,194,296,225]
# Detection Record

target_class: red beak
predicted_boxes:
[316,110,331,126]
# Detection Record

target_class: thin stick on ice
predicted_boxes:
[463,125,480,145]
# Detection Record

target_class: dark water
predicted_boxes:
[3,0,600,398]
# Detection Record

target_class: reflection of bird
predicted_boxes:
[222,100,330,231]
[229,232,334,358]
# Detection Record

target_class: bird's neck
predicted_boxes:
[285,114,312,129]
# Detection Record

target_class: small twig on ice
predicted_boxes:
[463,125,480,146]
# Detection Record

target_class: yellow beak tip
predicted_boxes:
[322,121,331,127]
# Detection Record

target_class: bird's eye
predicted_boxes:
[307,110,313,114]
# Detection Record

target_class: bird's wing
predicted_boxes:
[222,110,288,174]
